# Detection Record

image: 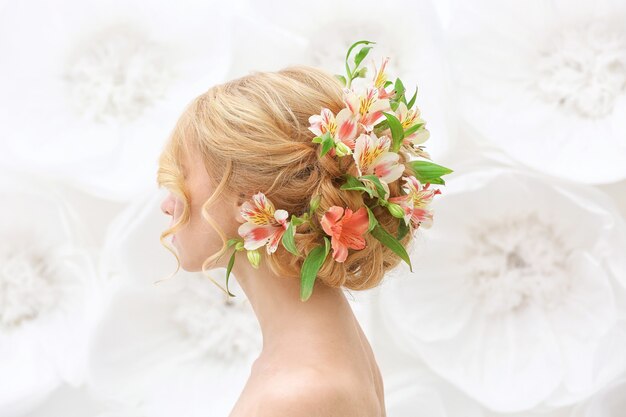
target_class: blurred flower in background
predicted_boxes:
[0,171,102,416]
[0,0,234,201]
[444,0,626,184]
[379,161,626,413]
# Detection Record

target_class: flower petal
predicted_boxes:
[331,238,349,262]
[237,222,273,250]
[240,192,275,225]
[266,228,286,254]
[321,206,345,236]
[335,108,358,143]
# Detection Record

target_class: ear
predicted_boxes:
[234,192,247,224]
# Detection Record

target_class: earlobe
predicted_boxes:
[234,193,246,223]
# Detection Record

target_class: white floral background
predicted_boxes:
[1,0,625,416]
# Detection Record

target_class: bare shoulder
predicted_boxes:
[256,368,366,417]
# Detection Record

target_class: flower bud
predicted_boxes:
[334,141,352,157]
[387,202,405,219]
[309,194,321,213]
[247,249,261,269]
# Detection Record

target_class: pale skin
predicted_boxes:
[160,145,386,417]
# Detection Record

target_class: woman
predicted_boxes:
[157,64,418,416]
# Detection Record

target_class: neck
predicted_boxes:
[231,250,358,358]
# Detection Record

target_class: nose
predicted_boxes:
[161,193,174,216]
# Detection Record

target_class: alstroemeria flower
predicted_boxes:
[237,192,291,255]
[308,107,359,152]
[343,86,391,132]
[372,56,395,100]
[401,175,441,229]
[320,206,369,262]
[353,132,405,200]
[394,101,430,146]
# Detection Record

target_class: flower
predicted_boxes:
[343,86,391,132]
[0,0,233,200]
[353,132,405,199]
[394,102,430,146]
[445,0,626,183]
[0,171,100,415]
[320,206,369,262]
[308,107,359,152]
[237,192,292,255]
[379,165,626,412]
[388,176,441,229]
[372,56,395,100]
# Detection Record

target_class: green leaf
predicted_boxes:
[407,86,418,109]
[224,249,238,297]
[290,215,307,227]
[354,46,373,69]
[344,40,375,86]
[374,119,389,132]
[340,174,375,198]
[427,177,446,185]
[356,67,368,78]
[281,219,300,256]
[370,224,413,272]
[300,236,330,302]
[381,112,405,152]
[319,132,334,157]
[390,100,400,112]
[407,160,454,184]
[394,78,406,103]
[364,205,379,233]
[384,80,393,88]
[397,219,409,240]
[320,140,334,157]
[226,238,241,248]
[403,123,425,138]
[335,74,347,86]
[360,175,387,200]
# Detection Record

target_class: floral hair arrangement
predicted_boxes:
[224,40,453,302]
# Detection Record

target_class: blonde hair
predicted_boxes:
[157,65,416,294]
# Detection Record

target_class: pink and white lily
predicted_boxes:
[237,192,292,255]
[343,86,391,133]
[308,107,359,155]
[395,101,430,146]
[372,56,395,100]
[400,175,441,229]
[353,132,405,200]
